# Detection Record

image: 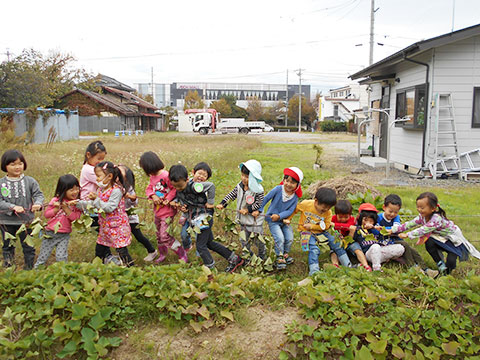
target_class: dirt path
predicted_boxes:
[110,306,301,360]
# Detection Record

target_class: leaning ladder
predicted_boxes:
[428,93,462,180]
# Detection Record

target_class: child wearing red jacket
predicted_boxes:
[331,200,371,271]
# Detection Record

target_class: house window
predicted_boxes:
[395,84,427,129]
[333,105,339,117]
[472,87,480,128]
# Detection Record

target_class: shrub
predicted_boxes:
[320,120,347,132]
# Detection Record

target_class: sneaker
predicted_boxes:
[104,255,123,266]
[143,250,158,262]
[284,254,294,265]
[362,264,373,272]
[424,268,439,278]
[225,257,244,273]
[276,257,287,270]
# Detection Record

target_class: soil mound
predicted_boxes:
[307,176,382,199]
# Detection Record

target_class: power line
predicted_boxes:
[80,34,371,62]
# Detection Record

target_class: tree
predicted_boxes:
[160,106,178,130]
[209,98,232,117]
[135,92,154,104]
[219,94,248,118]
[288,95,317,129]
[0,48,95,108]
[246,97,263,121]
[183,90,205,110]
[263,101,285,124]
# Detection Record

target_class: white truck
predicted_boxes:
[217,118,266,134]
[185,109,266,134]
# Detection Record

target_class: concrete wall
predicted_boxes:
[14,112,79,144]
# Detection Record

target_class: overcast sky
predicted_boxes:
[1,0,479,95]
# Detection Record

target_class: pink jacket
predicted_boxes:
[44,197,82,233]
[80,163,97,200]
[146,170,177,218]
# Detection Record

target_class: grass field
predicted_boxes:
[4,131,480,277]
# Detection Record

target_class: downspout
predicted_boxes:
[402,52,430,168]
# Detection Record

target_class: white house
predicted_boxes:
[350,23,480,176]
[321,83,369,122]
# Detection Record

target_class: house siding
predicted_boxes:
[387,52,432,168]
[431,35,480,157]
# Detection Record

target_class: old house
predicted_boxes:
[350,23,480,177]
[58,81,165,133]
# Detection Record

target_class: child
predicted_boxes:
[76,161,133,266]
[331,200,372,271]
[217,160,265,260]
[118,165,158,262]
[180,162,212,251]
[353,203,404,271]
[287,187,351,276]
[139,152,186,263]
[258,167,303,270]
[0,149,44,269]
[377,194,438,277]
[80,140,107,232]
[391,192,480,275]
[169,164,244,272]
[34,174,82,268]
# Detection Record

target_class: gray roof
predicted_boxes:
[350,23,480,80]
[96,74,136,93]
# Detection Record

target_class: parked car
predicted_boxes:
[264,124,274,132]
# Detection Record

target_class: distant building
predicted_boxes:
[136,83,171,108]
[96,74,136,92]
[169,82,311,110]
[321,83,368,122]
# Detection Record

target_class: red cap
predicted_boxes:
[281,167,303,197]
[358,203,378,213]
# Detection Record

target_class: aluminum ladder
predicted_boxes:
[428,93,462,179]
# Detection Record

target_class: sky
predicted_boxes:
[1,0,479,96]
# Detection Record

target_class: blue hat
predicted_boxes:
[240,159,263,193]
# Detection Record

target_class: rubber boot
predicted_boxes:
[174,246,188,263]
[154,245,168,263]
[437,260,448,274]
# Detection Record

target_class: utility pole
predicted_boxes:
[285,69,288,126]
[451,0,456,32]
[151,67,155,105]
[369,0,375,65]
[295,68,304,132]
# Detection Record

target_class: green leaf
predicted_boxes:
[71,304,88,320]
[24,236,35,247]
[3,231,15,241]
[53,221,61,234]
[53,296,67,309]
[53,323,67,337]
[298,295,315,309]
[297,278,313,287]
[355,345,373,360]
[88,312,106,331]
[190,320,203,333]
[369,339,387,354]
[220,310,234,321]
[197,305,210,319]
[392,346,405,359]
[15,223,27,239]
[239,230,247,242]
[57,340,77,358]
[441,342,459,355]
[30,223,43,237]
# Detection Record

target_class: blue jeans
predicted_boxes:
[268,221,293,256]
[308,231,351,275]
[181,220,191,249]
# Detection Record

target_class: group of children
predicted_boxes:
[1,142,479,277]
